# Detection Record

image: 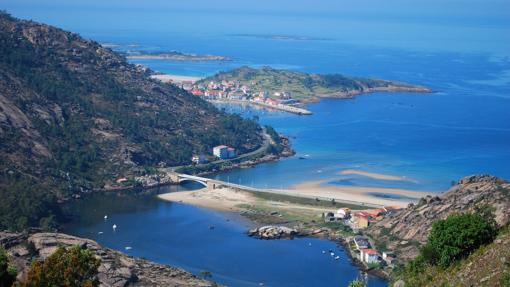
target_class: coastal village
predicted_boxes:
[322,207,398,269]
[165,76,313,115]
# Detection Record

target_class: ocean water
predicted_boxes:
[4,1,510,286]
[7,1,502,192]
[64,184,387,287]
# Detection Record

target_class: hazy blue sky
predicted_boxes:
[1,0,509,55]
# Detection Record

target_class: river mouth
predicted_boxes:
[62,183,387,287]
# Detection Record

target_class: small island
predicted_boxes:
[122,50,231,61]
[173,66,431,114]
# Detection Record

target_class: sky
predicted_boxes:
[1,0,509,55]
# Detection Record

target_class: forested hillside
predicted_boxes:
[0,12,262,230]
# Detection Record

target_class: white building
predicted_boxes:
[191,154,207,164]
[360,249,379,264]
[213,145,230,159]
[336,208,351,219]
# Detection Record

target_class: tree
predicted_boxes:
[426,213,496,267]
[0,247,17,287]
[19,245,100,287]
[347,279,365,287]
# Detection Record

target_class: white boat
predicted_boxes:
[334,256,340,260]
[98,231,103,235]
[125,246,132,250]
[104,215,108,220]
[112,224,117,230]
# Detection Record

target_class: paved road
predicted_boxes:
[165,128,273,172]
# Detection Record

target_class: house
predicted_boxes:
[363,208,387,218]
[213,145,230,159]
[351,212,371,229]
[227,147,236,158]
[353,235,371,250]
[191,154,207,164]
[322,212,342,223]
[382,251,396,266]
[360,249,379,264]
[190,89,204,96]
[336,208,351,219]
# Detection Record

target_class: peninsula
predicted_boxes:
[182,66,431,114]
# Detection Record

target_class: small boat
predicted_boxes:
[209,225,215,230]
[112,224,117,230]
[104,215,108,220]
[322,250,326,254]
[330,252,335,256]
[298,157,306,160]
[334,256,340,260]
[125,247,132,250]
[98,231,103,235]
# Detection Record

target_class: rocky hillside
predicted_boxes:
[0,12,262,198]
[0,231,215,286]
[421,226,510,287]
[200,66,431,101]
[366,175,510,262]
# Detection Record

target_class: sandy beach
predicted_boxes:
[159,177,435,214]
[150,74,202,84]
[288,180,433,208]
[339,169,412,182]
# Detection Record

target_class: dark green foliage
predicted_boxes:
[347,279,366,287]
[426,213,496,267]
[19,245,100,287]
[0,12,263,231]
[501,271,510,287]
[394,212,499,286]
[0,247,17,287]
[264,125,284,154]
[0,178,61,231]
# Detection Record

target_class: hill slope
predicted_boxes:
[200,66,430,101]
[366,175,510,262]
[0,12,262,228]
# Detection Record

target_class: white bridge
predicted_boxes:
[167,172,384,208]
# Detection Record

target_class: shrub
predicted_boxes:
[426,213,496,268]
[0,247,17,287]
[19,245,100,287]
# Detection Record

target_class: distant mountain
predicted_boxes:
[0,12,262,229]
[200,66,431,101]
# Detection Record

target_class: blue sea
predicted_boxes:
[3,0,509,286]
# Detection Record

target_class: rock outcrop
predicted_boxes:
[365,175,510,262]
[0,231,216,287]
[248,225,298,239]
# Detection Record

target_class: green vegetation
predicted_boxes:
[0,247,17,287]
[19,245,100,287]
[394,212,499,286]
[265,125,284,154]
[200,66,428,101]
[0,12,263,231]
[425,213,496,268]
[347,279,366,287]
[0,177,61,231]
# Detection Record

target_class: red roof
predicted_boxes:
[354,212,371,219]
[361,249,378,255]
[191,89,203,96]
